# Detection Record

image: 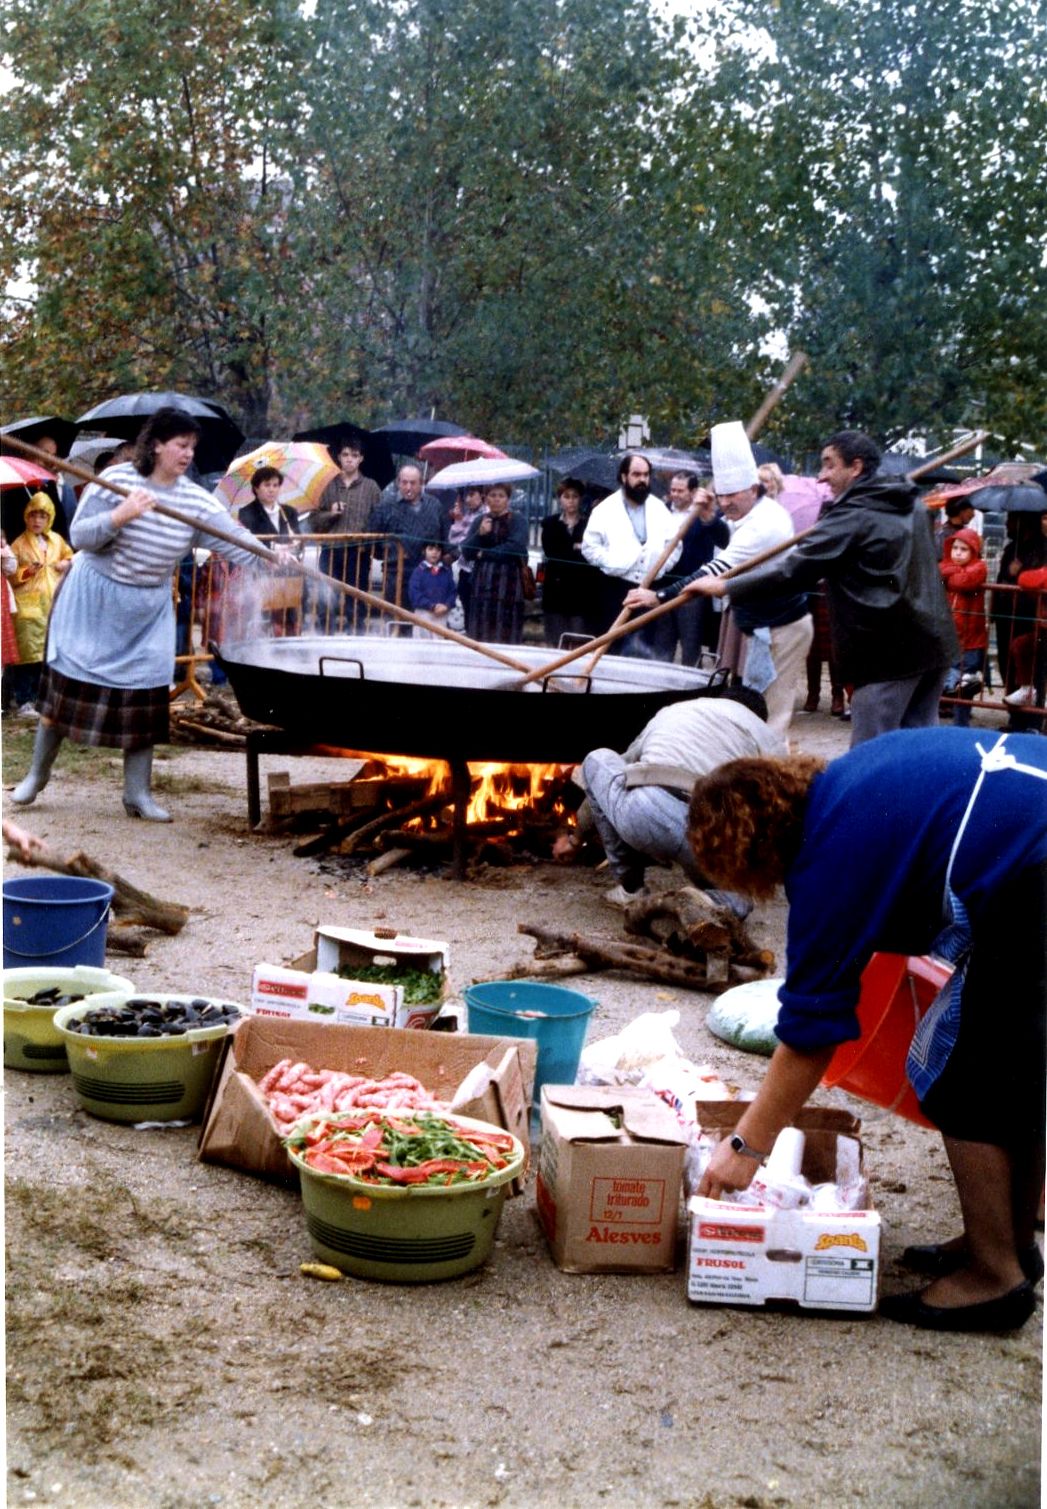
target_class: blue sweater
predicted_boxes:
[408,559,456,613]
[776,729,1047,1052]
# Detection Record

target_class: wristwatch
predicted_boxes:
[729,1132,770,1161]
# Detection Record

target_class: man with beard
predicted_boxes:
[581,452,681,659]
[676,429,958,746]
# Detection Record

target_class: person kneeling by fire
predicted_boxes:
[565,683,785,913]
[686,728,1047,1333]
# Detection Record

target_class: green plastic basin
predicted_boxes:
[53,993,244,1122]
[287,1114,525,1283]
[3,965,136,1073]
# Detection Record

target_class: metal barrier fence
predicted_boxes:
[172,533,407,700]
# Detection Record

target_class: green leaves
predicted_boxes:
[2,0,1043,454]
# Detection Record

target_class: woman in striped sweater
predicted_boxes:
[11,408,265,821]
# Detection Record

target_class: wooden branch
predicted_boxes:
[170,719,246,748]
[367,847,412,877]
[517,923,729,993]
[104,925,152,958]
[6,846,189,933]
[623,885,748,957]
[503,957,603,981]
[338,792,448,855]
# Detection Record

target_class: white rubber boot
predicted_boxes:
[122,747,172,822]
[10,724,62,805]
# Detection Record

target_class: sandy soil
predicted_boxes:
[3,705,1041,1509]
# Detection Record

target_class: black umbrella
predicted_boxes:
[691,437,782,468]
[292,421,395,490]
[551,453,622,493]
[965,483,1047,512]
[877,451,961,485]
[373,418,468,456]
[0,415,77,458]
[74,393,245,474]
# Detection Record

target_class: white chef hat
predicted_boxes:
[711,421,758,495]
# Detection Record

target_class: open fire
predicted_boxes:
[291,748,580,872]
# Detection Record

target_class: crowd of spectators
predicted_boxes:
[4,418,1046,748]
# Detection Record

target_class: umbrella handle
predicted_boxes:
[1,434,538,677]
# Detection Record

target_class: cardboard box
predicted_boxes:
[535,1085,689,1274]
[290,926,449,1030]
[250,962,404,1026]
[686,1102,880,1312]
[197,1014,536,1185]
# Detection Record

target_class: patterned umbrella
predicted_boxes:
[417,435,508,472]
[0,456,56,490]
[214,441,341,515]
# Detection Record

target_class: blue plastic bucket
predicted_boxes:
[463,981,597,1102]
[3,877,114,969]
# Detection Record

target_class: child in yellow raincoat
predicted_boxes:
[11,492,73,713]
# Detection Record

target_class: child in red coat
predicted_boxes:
[939,527,987,726]
[1004,557,1047,710]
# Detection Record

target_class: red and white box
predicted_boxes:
[686,1103,880,1312]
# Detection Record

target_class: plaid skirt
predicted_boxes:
[38,665,169,750]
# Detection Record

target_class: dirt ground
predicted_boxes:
[2,703,1041,1509]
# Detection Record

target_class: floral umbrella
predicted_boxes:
[214,441,341,515]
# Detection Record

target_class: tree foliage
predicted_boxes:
[692,0,1047,450]
[1,0,1044,454]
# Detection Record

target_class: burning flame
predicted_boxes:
[314,747,573,826]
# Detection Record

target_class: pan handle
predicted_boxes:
[543,672,593,695]
[318,656,365,680]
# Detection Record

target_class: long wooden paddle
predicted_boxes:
[906,430,989,482]
[2,434,537,676]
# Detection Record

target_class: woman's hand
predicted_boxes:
[696,1139,762,1200]
[432,602,448,617]
[3,820,45,862]
[478,517,493,535]
[110,487,155,528]
[56,558,73,574]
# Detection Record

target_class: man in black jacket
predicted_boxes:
[685,430,958,746]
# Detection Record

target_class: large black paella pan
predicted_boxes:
[215,636,715,764]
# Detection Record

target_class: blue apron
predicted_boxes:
[906,733,1047,1101]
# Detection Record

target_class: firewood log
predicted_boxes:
[7,846,188,933]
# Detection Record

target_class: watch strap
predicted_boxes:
[729,1132,771,1161]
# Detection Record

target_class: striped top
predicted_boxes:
[71,463,263,585]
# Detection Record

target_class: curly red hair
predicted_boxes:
[687,755,825,899]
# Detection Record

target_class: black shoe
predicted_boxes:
[901,1240,1044,1285]
[879,1280,1036,1333]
